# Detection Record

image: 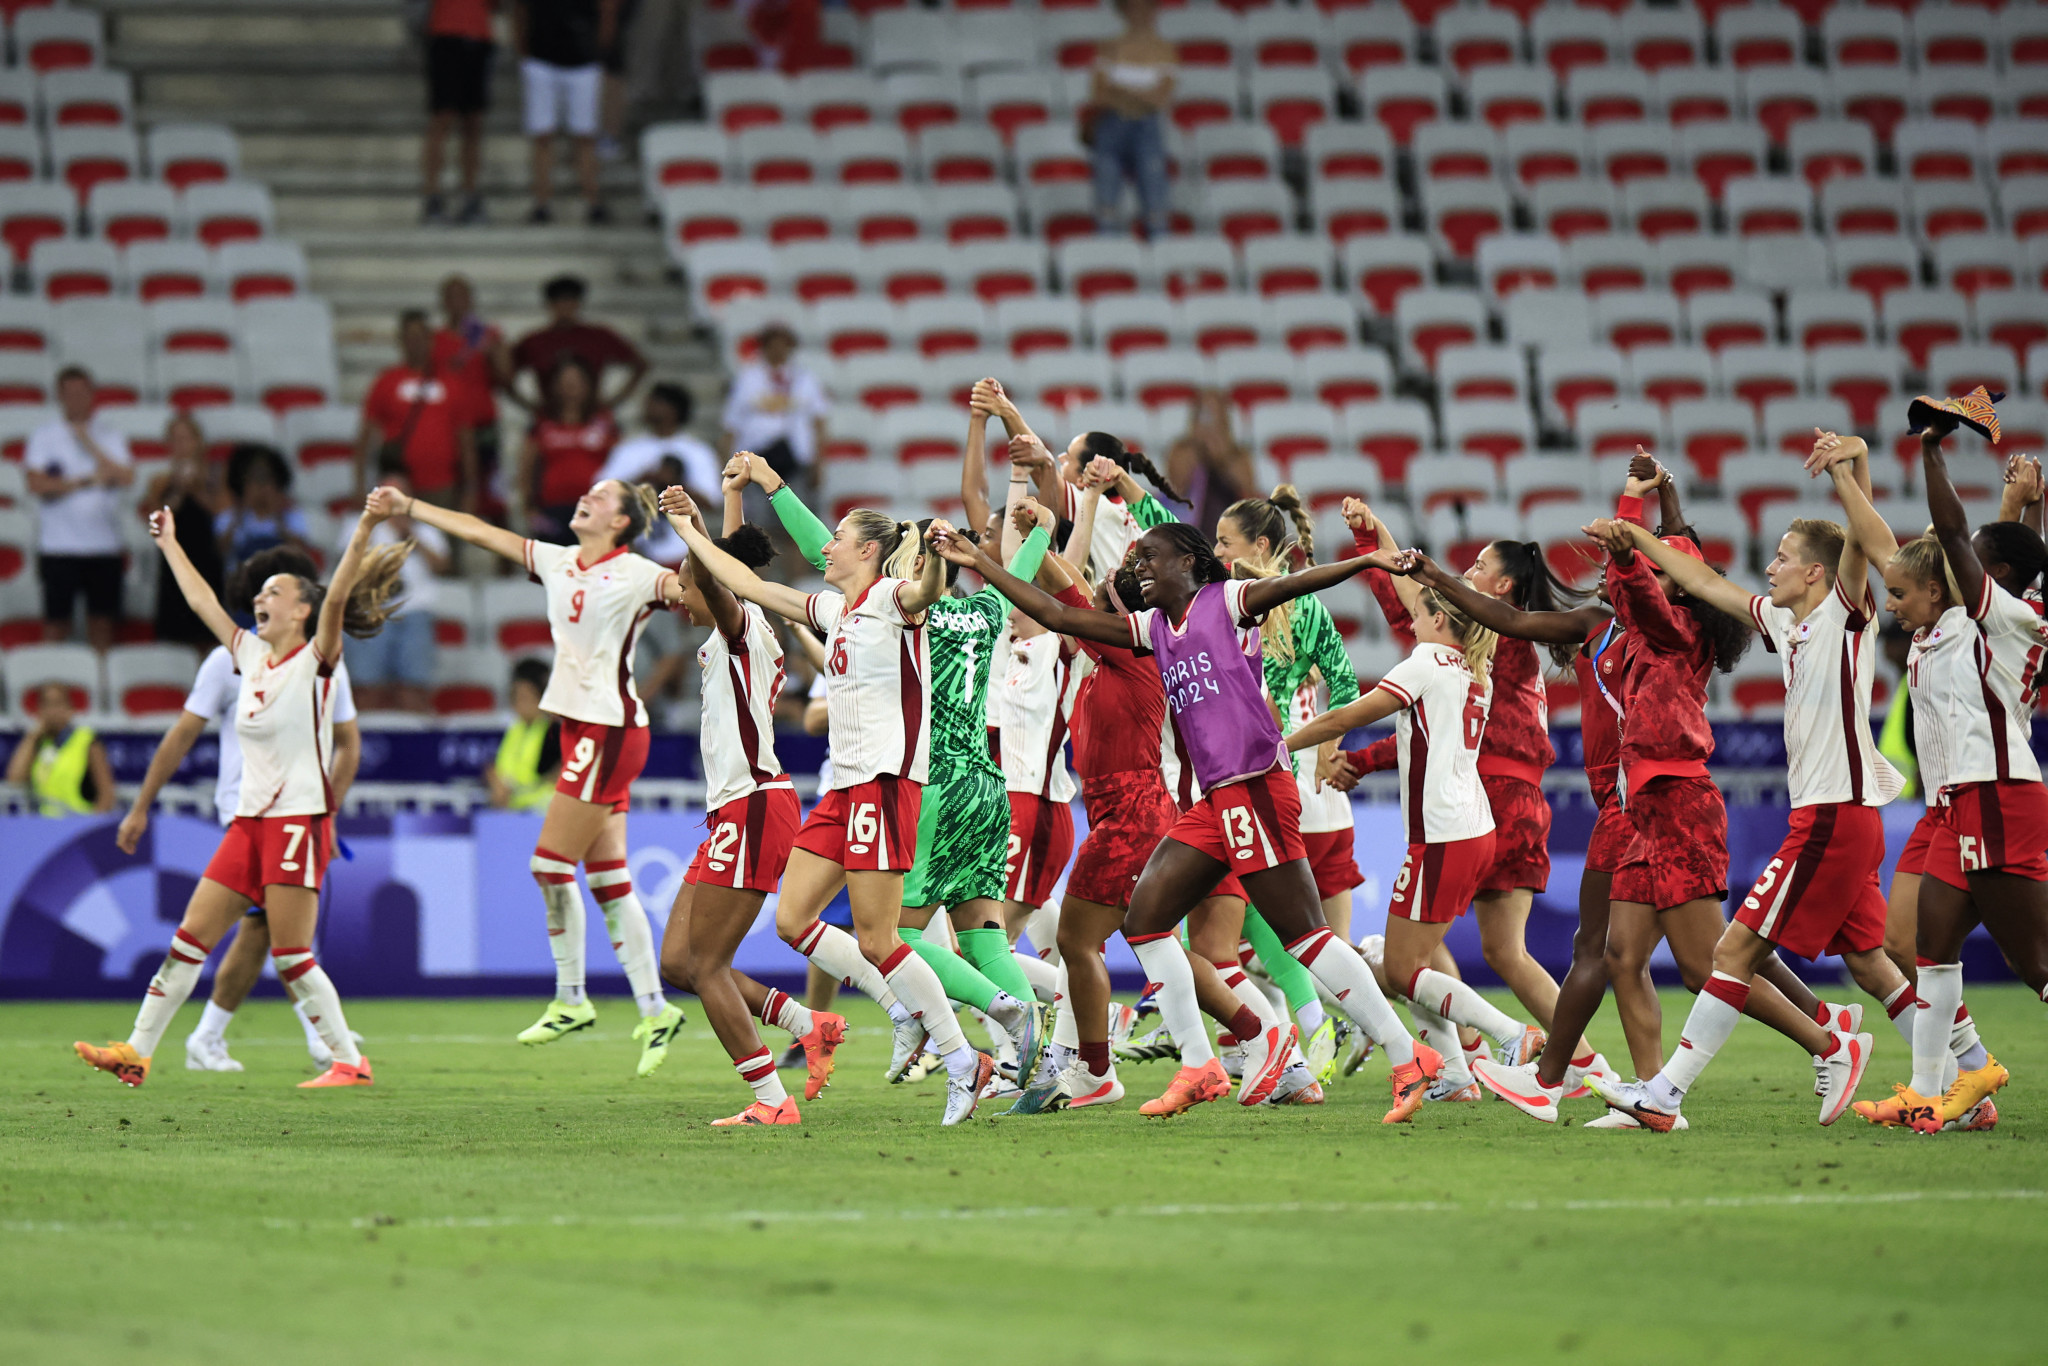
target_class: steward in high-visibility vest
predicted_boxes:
[30,723,98,814]
[494,714,559,810]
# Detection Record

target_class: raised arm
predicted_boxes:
[744,452,830,571]
[317,505,396,666]
[148,506,238,648]
[1238,544,1406,620]
[1584,518,1701,654]
[1397,550,1610,646]
[378,485,526,564]
[1920,429,1988,612]
[1286,687,1406,752]
[895,520,952,615]
[687,473,750,640]
[1342,497,1421,624]
[1806,432,1899,575]
[1622,522,1754,621]
[1806,430,1873,598]
[719,455,746,537]
[658,486,813,624]
[962,382,995,540]
[1065,457,1114,563]
[928,526,1134,649]
[1997,452,2043,535]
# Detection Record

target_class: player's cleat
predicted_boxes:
[1302,1018,1338,1084]
[305,1027,363,1069]
[980,1071,1023,1101]
[1116,1024,1180,1064]
[1950,1098,1997,1132]
[632,1004,687,1078]
[1815,1030,1873,1126]
[903,1051,942,1083]
[1929,1054,2009,1131]
[1337,1019,1373,1077]
[1216,1031,1247,1080]
[1237,1023,1297,1107]
[75,1040,149,1088]
[795,1011,847,1100]
[517,999,596,1045]
[1851,1083,1913,1127]
[1268,1060,1324,1105]
[1383,1041,1443,1125]
[1131,987,1158,1021]
[942,1052,997,1126]
[776,1042,804,1070]
[1060,1058,1126,1109]
[1585,1075,1678,1132]
[1896,1086,1943,1134]
[1584,1109,1690,1131]
[184,1034,243,1073]
[1810,1006,1863,1096]
[1473,1059,1561,1122]
[990,998,1047,1096]
[886,1015,929,1083]
[1106,1002,1139,1050]
[1563,1052,1620,1100]
[712,1097,800,1126]
[1139,1058,1231,1117]
[297,1056,374,1088]
[1004,1045,1068,1116]
[1427,1077,1482,1102]
[1496,1024,1547,1068]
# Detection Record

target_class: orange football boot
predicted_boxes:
[75,1040,149,1088]
[798,1012,847,1101]
[713,1097,801,1126]
[297,1056,374,1088]
[1139,1058,1231,1117]
[1383,1040,1444,1124]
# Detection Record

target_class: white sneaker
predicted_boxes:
[1106,1003,1138,1049]
[903,1051,943,1084]
[1823,1000,1863,1034]
[941,1053,994,1126]
[1058,1057,1124,1109]
[1564,1051,1620,1099]
[1473,1058,1559,1122]
[1236,1023,1295,1106]
[1583,1110,1690,1131]
[1217,1031,1249,1080]
[1494,1023,1548,1068]
[886,1014,929,1083]
[1337,1018,1373,1076]
[1266,1058,1324,1105]
[1815,1030,1873,1126]
[1356,933,1384,967]
[1585,1075,1682,1133]
[184,1033,243,1072]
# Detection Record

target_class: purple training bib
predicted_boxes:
[1147,581,1287,790]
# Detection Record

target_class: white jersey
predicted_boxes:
[999,630,1080,802]
[805,576,931,788]
[524,539,672,728]
[186,644,357,826]
[1374,642,1494,844]
[1060,484,1148,582]
[1750,583,1904,810]
[1287,677,1355,834]
[1907,577,2048,797]
[228,629,337,819]
[808,671,834,790]
[697,602,791,809]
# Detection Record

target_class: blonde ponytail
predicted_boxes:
[1420,587,1497,688]
[882,518,925,580]
[1893,530,1961,610]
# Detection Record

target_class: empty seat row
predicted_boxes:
[0,236,305,301]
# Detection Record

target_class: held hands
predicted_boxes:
[1007,433,1054,473]
[738,450,783,495]
[926,520,982,569]
[1339,496,1374,531]
[721,454,750,496]
[656,484,699,523]
[1315,744,1360,794]
[1354,547,1405,574]
[1010,496,1055,537]
[1581,516,1636,560]
[1623,448,1667,498]
[1391,548,1440,581]
[1079,455,1121,491]
[969,377,1005,418]
[1804,428,1869,477]
[2003,452,2043,504]
[364,485,410,521]
[147,504,176,548]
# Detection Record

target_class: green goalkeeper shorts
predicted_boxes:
[901,761,1010,909]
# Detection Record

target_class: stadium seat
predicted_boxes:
[146,123,239,191]
[1395,288,1486,373]
[2003,176,2048,242]
[0,296,50,353]
[0,70,35,127]
[1669,396,1758,479]
[1190,122,1282,183]
[1267,292,1353,351]
[1742,234,1830,299]
[1446,398,1534,468]
[835,350,931,409]
[1679,119,1767,201]
[1299,345,1392,406]
[0,348,51,404]
[1762,396,1853,454]
[1437,343,1526,404]
[1119,348,1208,409]
[1743,67,1830,147]
[1882,287,1970,370]
[821,124,910,184]
[29,238,116,300]
[1787,287,1879,350]
[1987,119,2048,180]
[1340,397,1436,484]
[1197,178,1292,247]
[1788,119,1877,188]
[86,180,173,248]
[1566,64,1651,127]
[1090,293,1180,358]
[883,70,965,136]
[1812,344,1904,427]
[1823,6,1908,67]
[1624,176,1709,240]
[994,296,1082,358]
[215,240,307,302]
[1436,7,1520,77]
[1415,121,1503,183]
[1723,176,1812,237]
[1627,342,1714,409]
[1468,65,1556,132]
[1424,177,1510,259]
[1834,234,1923,306]
[1976,288,2048,367]
[1593,287,1681,353]
[0,124,39,184]
[1183,292,1269,355]
[1168,66,1242,134]
[1502,287,1594,352]
[1721,343,1809,415]
[1934,232,2020,297]
[1310,177,1401,242]
[4,642,99,714]
[183,181,273,248]
[1357,67,1447,147]
[14,8,102,73]
[1250,68,1332,146]
[1330,6,1417,79]
[1478,234,1565,299]
[640,124,729,193]
[1720,453,1806,531]
[1894,118,1984,182]
[1407,454,1498,519]
[1535,9,1616,77]
[1504,122,1589,188]
[1243,234,1332,297]
[1594,121,1677,187]
[1927,342,2018,399]
[1058,236,1152,303]
[1916,6,1995,68]
[42,69,130,127]
[1717,6,1802,70]
[1536,344,1626,425]
[1579,399,1665,460]
[1504,454,1592,513]
[1822,176,1907,237]
[1562,231,1653,295]
[1303,121,1395,180]
[283,405,359,468]
[49,125,137,204]
[1654,66,1740,127]
[0,181,69,267]
[105,643,199,718]
[684,241,779,313]
[1249,400,1339,466]
[1023,350,1110,411]
[1156,233,1239,298]
[1530,176,1620,241]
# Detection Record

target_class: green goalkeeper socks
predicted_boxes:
[1243,908,1318,1015]
[899,927,998,1013]
[958,926,1035,1004]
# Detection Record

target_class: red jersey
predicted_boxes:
[1058,584,1165,781]
[1355,524,1554,781]
[1576,618,1627,809]
[512,322,644,386]
[431,322,500,425]
[362,363,467,493]
[1606,550,1715,795]
[429,0,495,40]
[530,412,617,508]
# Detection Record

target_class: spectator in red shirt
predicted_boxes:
[356,309,477,508]
[517,353,617,542]
[507,274,646,411]
[432,274,509,512]
[421,0,498,225]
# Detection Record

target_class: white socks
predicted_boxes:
[1295,997,1327,1036]
[1051,960,1080,1049]
[879,942,971,1060]
[1409,967,1523,1052]
[1025,901,1062,967]
[1012,950,1057,1003]
[1408,998,1469,1085]
[1654,971,1750,1106]
[1912,962,1964,1096]
[1130,934,1215,1067]
[192,999,234,1044]
[1288,927,1413,1066]
[587,860,665,1018]
[789,919,901,1013]
[761,987,815,1038]
[271,945,361,1067]
[1218,961,1281,1030]
[532,849,587,1007]
[129,928,210,1057]
[736,1046,789,1106]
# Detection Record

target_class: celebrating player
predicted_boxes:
[76,499,407,1089]
[662,479,1000,1125]
[370,480,688,1076]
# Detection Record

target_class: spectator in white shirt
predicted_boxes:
[25,366,133,650]
[596,381,719,562]
[720,322,828,489]
[343,461,453,713]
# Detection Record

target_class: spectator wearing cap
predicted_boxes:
[339,460,451,714]
[359,309,478,508]
[25,365,132,651]
[517,353,617,542]
[6,681,116,815]
[508,274,646,411]
[421,0,499,225]
[214,445,314,574]
[432,274,511,512]
[513,0,615,223]
[720,322,829,489]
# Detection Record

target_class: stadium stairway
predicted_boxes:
[100,0,718,412]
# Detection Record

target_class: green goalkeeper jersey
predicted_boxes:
[921,586,1008,775]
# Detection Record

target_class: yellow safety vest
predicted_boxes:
[1879,678,1918,803]
[30,725,95,816]
[495,716,555,810]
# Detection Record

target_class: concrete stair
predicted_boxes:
[99,0,718,412]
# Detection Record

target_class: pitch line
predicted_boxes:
[5,1188,2039,1236]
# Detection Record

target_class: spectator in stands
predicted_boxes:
[597,383,716,561]
[214,444,313,573]
[720,322,828,491]
[517,354,617,541]
[1088,0,1176,241]
[508,274,646,410]
[485,657,560,809]
[432,274,510,515]
[5,681,116,816]
[1164,387,1256,534]
[513,0,614,223]
[141,412,226,648]
[421,0,498,225]
[25,366,132,651]
[344,460,451,714]
[359,308,477,509]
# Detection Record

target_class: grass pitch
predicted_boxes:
[3,988,2044,1366]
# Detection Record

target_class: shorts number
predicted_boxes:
[279,822,306,872]
[1961,835,1985,871]
[706,822,739,867]
[851,802,880,844]
[1006,831,1022,875]
[563,736,596,780]
[1221,807,1257,851]
[1392,861,1412,895]
[568,589,586,624]
[1463,683,1486,751]
[1741,857,1784,912]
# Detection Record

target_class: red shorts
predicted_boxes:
[556,719,650,813]
[1585,798,1632,874]
[1924,779,2048,890]
[1478,773,1551,895]
[1387,833,1496,924]
[1069,771,1179,908]
[1006,792,1075,907]
[1894,810,1939,878]
[204,814,333,902]
[687,784,801,893]
[794,775,921,873]
[1166,766,1307,875]
[1735,802,1888,959]
[1303,829,1363,900]
[1612,775,1728,909]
